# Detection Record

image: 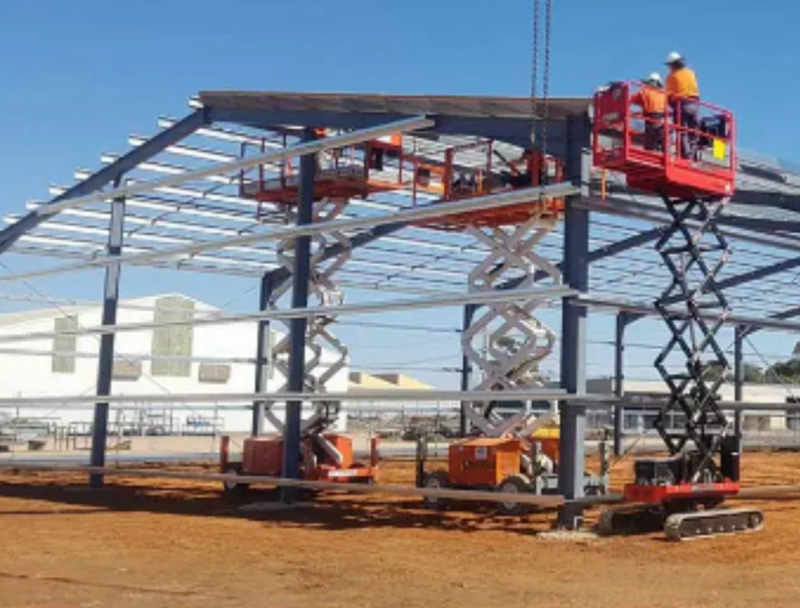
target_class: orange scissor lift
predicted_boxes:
[411,142,610,511]
[593,81,762,539]
[230,128,595,504]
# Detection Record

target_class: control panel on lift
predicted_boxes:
[592,81,736,198]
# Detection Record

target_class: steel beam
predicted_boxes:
[252,272,275,436]
[459,303,476,437]
[0,182,578,285]
[579,196,800,256]
[742,304,800,338]
[90,181,125,488]
[0,388,592,408]
[282,128,316,502]
[497,228,661,292]
[0,109,207,258]
[37,116,432,219]
[580,295,800,334]
[659,255,800,307]
[558,114,591,528]
[261,221,408,294]
[207,106,568,151]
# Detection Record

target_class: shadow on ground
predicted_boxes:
[0,474,558,537]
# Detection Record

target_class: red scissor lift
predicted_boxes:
[593,81,735,198]
[593,82,763,539]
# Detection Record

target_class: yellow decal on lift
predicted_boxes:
[713,139,726,160]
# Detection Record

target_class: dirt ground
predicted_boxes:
[1,453,800,608]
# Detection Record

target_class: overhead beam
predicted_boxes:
[0,388,595,408]
[660,255,800,307]
[0,108,209,257]
[0,285,576,345]
[581,294,800,334]
[261,221,409,290]
[0,182,577,284]
[206,106,568,152]
[497,227,662,292]
[742,304,800,338]
[578,196,800,255]
[35,116,434,218]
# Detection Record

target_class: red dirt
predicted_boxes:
[1,453,800,607]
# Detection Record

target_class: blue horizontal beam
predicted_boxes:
[661,255,800,309]
[497,227,661,291]
[263,220,408,289]
[0,108,208,257]
[742,304,800,338]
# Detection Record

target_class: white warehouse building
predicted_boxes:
[0,293,348,436]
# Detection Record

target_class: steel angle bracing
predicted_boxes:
[0,182,577,284]
[577,295,800,334]
[0,285,574,345]
[0,388,593,408]
[32,116,433,218]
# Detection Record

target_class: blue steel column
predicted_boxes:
[252,273,275,436]
[459,303,476,437]
[90,181,125,488]
[558,113,592,528]
[734,325,744,440]
[281,128,317,501]
[613,312,628,457]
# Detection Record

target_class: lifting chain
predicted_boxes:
[530,0,539,148]
[541,0,552,161]
[530,0,553,160]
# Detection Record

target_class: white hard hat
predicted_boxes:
[644,72,663,86]
[665,51,684,65]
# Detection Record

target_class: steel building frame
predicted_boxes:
[4,91,800,527]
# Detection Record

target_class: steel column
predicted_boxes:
[89,182,125,488]
[613,313,628,457]
[282,128,317,501]
[558,114,592,528]
[734,325,744,439]
[459,303,476,437]
[252,273,275,436]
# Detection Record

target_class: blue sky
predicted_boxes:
[0,0,798,388]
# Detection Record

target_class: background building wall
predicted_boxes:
[0,294,349,434]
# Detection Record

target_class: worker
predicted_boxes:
[664,52,700,159]
[630,73,667,151]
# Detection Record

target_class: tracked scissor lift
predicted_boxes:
[593,81,763,540]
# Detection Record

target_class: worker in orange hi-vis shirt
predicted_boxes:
[664,52,700,159]
[631,73,667,151]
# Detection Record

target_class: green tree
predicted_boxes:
[742,363,766,383]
